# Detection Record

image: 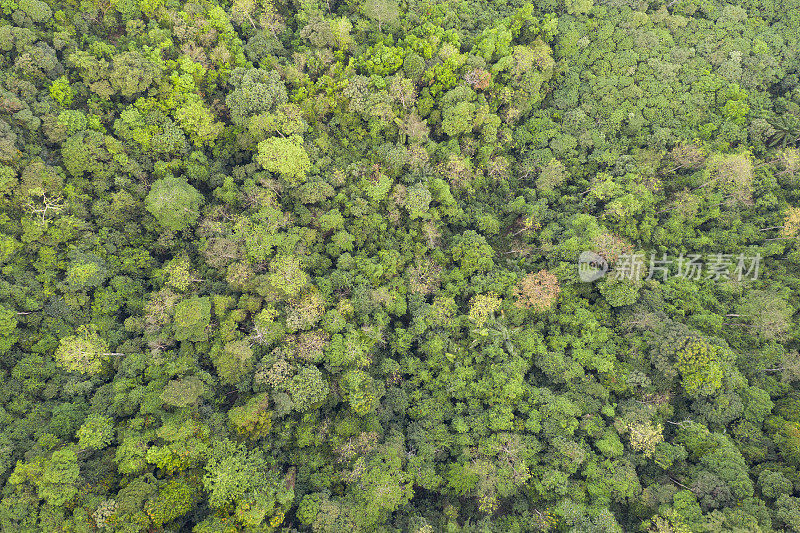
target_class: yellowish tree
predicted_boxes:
[627,421,664,458]
[674,339,726,398]
[780,207,800,238]
[707,152,753,204]
[514,270,560,312]
[469,293,502,327]
[592,232,632,265]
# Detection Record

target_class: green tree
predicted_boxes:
[175,95,225,147]
[363,0,400,32]
[340,369,382,416]
[287,366,329,411]
[404,182,432,220]
[10,449,80,507]
[737,290,794,341]
[203,439,293,528]
[226,67,288,127]
[675,340,727,398]
[450,230,495,276]
[214,339,254,385]
[268,255,310,299]
[758,470,792,500]
[76,414,114,450]
[0,303,18,354]
[173,296,212,342]
[109,51,161,98]
[228,393,272,438]
[40,449,80,507]
[161,376,206,407]
[144,479,198,526]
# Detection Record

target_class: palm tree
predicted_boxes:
[470,314,522,356]
[767,114,800,148]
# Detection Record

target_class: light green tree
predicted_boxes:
[268,255,310,299]
[145,176,205,231]
[55,325,115,374]
[256,135,311,187]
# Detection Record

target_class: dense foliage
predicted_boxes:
[1,0,800,531]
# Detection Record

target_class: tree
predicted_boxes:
[40,449,80,507]
[55,325,115,374]
[350,435,414,522]
[0,304,17,354]
[203,438,293,528]
[214,339,254,385]
[767,114,800,148]
[161,376,206,407]
[340,370,381,415]
[61,131,112,178]
[77,414,114,450]
[674,340,726,398]
[268,255,310,299]
[468,293,502,327]
[693,434,754,510]
[163,254,202,292]
[144,479,198,527]
[450,230,495,276]
[115,433,151,476]
[17,0,52,23]
[145,177,205,232]
[666,143,706,172]
[228,393,272,438]
[564,0,593,16]
[780,207,800,238]
[514,270,560,311]
[226,68,288,127]
[287,366,329,411]
[363,0,400,32]
[65,256,107,292]
[758,470,792,500]
[286,291,326,332]
[173,296,212,342]
[92,500,118,529]
[707,152,753,204]
[252,306,287,347]
[175,95,225,147]
[404,182,432,220]
[109,51,161,99]
[737,290,793,340]
[256,135,311,187]
[764,351,800,383]
[536,159,568,193]
[627,421,664,458]
[776,495,800,531]
[442,100,477,137]
[598,277,641,308]
[10,449,80,507]
[596,430,624,458]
